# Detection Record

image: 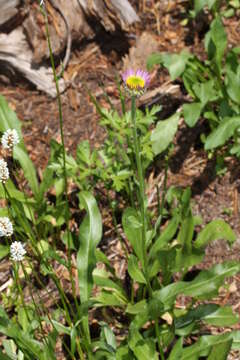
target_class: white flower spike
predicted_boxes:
[10,241,26,262]
[0,217,13,237]
[0,159,9,183]
[1,129,19,150]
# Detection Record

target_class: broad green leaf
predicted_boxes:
[173,248,204,273]
[151,113,180,155]
[192,80,218,106]
[175,304,219,329]
[149,215,180,259]
[94,290,127,307]
[77,191,102,340]
[129,330,158,360]
[183,102,202,127]
[13,145,39,196]
[204,306,239,326]
[128,254,146,284]
[226,69,240,104]
[122,208,144,264]
[181,333,233,359]
[194,219,236,249]
[205,17,227,72]
[183,262,240,299]
[207,339,232,360]
[151,262,240,311]
[168,338,183,360]
[147,53,163,70]
[178,212,194,254]
[0,95,22,136]
[0,349,13,360]
[116,345,133,360]
[231,330,240,350]
[100,322,117,351]
[51,320,71,335]
[126,300,147,315]
[0,96,39,195]
[93,268,127,299]
[160,51,192,80]
[205,116,240,150]
[0,244,9,260]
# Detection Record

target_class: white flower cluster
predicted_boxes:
[0,159,9,183]
[10,241,26,262]
[1,129,19,150]
[0,217,13,237]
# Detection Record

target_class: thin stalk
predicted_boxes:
[40,4,80,319]
[12,265,30,323]
[155,320,165,360]
[130,96,152,296]
[20,262,51,352]
[160,153,169,223]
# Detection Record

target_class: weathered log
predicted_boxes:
[0,27,65,97]
[0,0,20,27]
[0,0,139,96]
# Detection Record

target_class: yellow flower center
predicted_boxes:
[126,75,145,90]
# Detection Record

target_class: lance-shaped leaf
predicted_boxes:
[77,191,102,339]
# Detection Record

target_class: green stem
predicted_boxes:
[41,4,80,320]
[130,96,152,296]
[20,262,51,352]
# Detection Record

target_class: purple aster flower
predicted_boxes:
[121,69,150,97]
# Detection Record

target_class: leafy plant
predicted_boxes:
[148,16,240,157]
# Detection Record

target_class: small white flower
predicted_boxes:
[10,241,26,262]
[40,0,45,6]
[0,217,13,237]
[1,129,19,150]
[0,159,9,183]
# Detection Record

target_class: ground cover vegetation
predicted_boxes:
[0,1,239,359]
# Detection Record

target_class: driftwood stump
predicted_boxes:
[0,0,139,96]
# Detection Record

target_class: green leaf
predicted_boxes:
[167,338,183,360]
[100,322,117,352]
[13,145,39,196]
[183,262,240,299]
[205,17,227,71]
[205,116,240,150]
[0,244,9,260]
[93,268,127,299]
[149,215,180,259]
[0,95,22,136]
[147,53,163,70]
[178,212,194,254]
[183,102,202,127]
[128,255,147,284]
[51,320,71,335]
[0,95,38,195]
[77,191,102,339]
[77,191,102,301]
[160,51,192,80]
[116,345,133,360]
[151,113,180,155]
[225,69,240,104]
[204,306,239,326]
[122,208,144,264]
[194,219,236,249]
[192,80,218,106]
[181,333,233,359]
[207,339,232,360]
[94,290,127,307]
[175,304,219,329]
[129,330,158,360]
